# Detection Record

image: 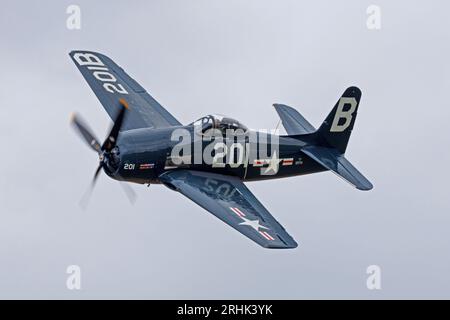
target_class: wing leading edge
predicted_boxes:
[70,50,182,131]
[159,170,298,249]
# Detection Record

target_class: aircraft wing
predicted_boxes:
[70,51,182,131]
[159,170,298,249]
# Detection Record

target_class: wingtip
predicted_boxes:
[265,243,298,249]
[357,183,374,191]
[289,240,299,249]
[356,179,374,191]
[264,238,298,249]
[69,50,84,57]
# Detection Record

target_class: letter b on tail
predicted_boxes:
[330,97,358,132]
[317,87,362,154]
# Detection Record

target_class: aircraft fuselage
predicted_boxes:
[106,126,326,184]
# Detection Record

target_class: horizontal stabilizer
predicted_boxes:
[301,146,373,191]
[273,104,315,135]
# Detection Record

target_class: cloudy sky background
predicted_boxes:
[0,0,449,298]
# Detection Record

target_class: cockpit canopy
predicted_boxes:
[191,114,248,135]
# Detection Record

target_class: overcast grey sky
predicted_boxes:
[0,0,449,299]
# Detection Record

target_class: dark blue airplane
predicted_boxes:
[69,51,372,249]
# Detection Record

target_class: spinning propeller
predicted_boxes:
[70,99,136,208]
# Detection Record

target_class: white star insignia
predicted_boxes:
[262,150,280,175]
[239,216,269,231]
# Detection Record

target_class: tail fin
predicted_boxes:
[317,87,361,154]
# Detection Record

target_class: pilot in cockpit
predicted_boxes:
[191,114,248,135]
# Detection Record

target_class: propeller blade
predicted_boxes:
[119,182,137,205]
[79,164,103,210]
[93,163,103,184]
[74,99,132,209]
[102,99,128,151]
[70,113,101,154]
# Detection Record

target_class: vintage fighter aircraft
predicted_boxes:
[69,51,372,249]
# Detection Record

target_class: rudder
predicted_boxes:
[317,86,362,154]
